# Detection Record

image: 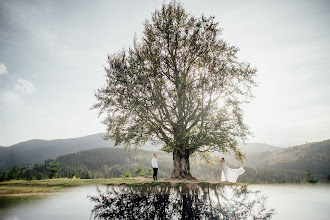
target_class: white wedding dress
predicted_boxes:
[221,163,245,183]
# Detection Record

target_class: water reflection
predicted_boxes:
[88,184,275,219]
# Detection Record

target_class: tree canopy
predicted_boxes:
[92,1,257,178]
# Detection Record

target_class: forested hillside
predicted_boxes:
[0,133,114,170]
[247,140,330,181]
[1,143,328,183]
[0,132,280,170]
[1,134,329,183]
[56,148,172,179]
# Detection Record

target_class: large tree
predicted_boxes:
[92,1,257,179]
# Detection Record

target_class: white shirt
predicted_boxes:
[151,158,158,168]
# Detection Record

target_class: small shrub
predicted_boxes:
[305,170,318,184]
[135,167,145,177]
[121,170,131,178]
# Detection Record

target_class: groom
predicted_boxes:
[151,154,158,181]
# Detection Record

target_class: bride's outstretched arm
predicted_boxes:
[226,162,228,165]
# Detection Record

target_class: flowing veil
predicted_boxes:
[221,163,245,183]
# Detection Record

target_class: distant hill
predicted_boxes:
[3,132,328,181]
[0,133,280,170]
[248,140,330,181]
[8,146,313,183]
[0,133,116,170]
[55,147,172,179]
[2,139,329,183]
[238,143,281,154]
[218,143,281,166]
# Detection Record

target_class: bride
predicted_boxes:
[220,157,245,183]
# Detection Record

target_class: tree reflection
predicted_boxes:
[88,184,275,220]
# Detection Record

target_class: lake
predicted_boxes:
[0,184,329,219]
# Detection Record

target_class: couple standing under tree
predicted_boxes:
[152,154,245,183]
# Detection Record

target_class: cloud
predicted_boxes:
[14,79,36,95]
[0,63,8,75]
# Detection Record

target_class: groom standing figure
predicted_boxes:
[151,154,158,181]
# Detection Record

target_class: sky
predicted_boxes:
[0,0,329,147]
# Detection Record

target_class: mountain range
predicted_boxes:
[247,139,330,180]
[0,133,113,169]
[0,133,329,182]
[0,133,281,170]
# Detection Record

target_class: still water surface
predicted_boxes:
[0,184,329,220]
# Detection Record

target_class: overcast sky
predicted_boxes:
[0,0,329,147]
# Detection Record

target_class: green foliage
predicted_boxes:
[0,166,21,181]
[305,170,318,184]
[146,168,153,176]
[8,166,20,180]
[91,0,257,169]
[0,170,9,182]
[47,160,61,179]
[134,166,145,177]
[121,170,132,178]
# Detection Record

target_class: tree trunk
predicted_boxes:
[171,148,193,179]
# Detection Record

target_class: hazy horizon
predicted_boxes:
[1,0,329,147]
[1,131,329,148]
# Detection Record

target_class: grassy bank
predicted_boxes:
[0,177,236,210]
[0,178,152,210]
